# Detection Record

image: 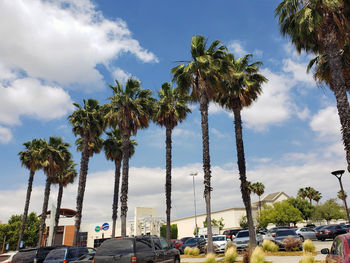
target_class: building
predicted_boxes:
[171,192,289,238]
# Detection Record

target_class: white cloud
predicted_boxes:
[208,102,226,115]
[210,127,230,139]
[173,128,197,138]
[282,59,314,85]
[310,106,341,138]
[228,40,247,58]
[0,126,13,143]
[112,68,133,84]
[297,107,311,120]
[0,78,73,126]
[0,0,158,90]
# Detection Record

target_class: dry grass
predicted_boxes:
[250,247,265,263]
[224,246,239,263]
[299,254,315,263]
[204,253,217,263]
[303,239,316,253]
[262,240,279,252]
[283,237,302,251]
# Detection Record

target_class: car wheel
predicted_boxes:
[174,257,180,263]
[299,235,304,242]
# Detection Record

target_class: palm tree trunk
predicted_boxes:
[198,87,213,253]
[258,196,261,213]
[38,175,51,247]
[112,159,122,238]
[165,127,172,242]
[322,24,350,173]
[52,184,63,245]
[233,107,256,249]
[120,131,130,237]
[17,170,35,250]
[73,137,90,245]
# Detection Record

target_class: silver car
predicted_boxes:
[233,230,263,250]
[295,227,317,241]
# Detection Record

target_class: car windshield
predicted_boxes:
[45,249,66,260]
[97,239,133,256]
[185,238,197,244]
[213,236,225,241]
[276,230,295,237]
[236,231,249,238]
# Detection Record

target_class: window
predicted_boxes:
[78,248,88,257]
[97,239,134,256]
[153,237,162,250]
[136,237,153,252]
[160,238,169,249]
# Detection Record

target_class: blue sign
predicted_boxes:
[102,223,109,231]
[5,243,9,250]
[20,241,23,248]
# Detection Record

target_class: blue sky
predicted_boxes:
[0,0,348,224]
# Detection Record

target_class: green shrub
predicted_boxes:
[224,246,238,263]
[250,247,265,263]
[299,254,315,263]
[283,237,302,251]
[204,253,216,263]
[191,247,200,256]
[302,239,316,253]
[262,239,279,252]
[184,246,191,255]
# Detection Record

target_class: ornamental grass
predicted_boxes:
[302,239,316,253]
[204,253,216,263]
[250,246,265,263]
[224,246,238,263]
[262,239,279,252]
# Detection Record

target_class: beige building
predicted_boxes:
[171,192,289,238]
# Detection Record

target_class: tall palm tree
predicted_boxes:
[68,99,105,245]
[153,82,191,242]
[251,182,265,212]
[215,53,267,249]
[38,137,70,246]
[304,186,318,205]
[51,159,77,245]
[276,0,350,172]
[171,35,227,253]
[106,78,155,236]
[103,128,137,237]
[313,190,322,204]
[298,188,307,200]
[17,139,46,250]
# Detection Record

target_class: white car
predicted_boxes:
[0,251,18,263]
[212,235,228,253]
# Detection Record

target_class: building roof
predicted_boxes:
[252,192,289,207]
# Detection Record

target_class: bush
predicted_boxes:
[191,247,200,256]
[224,246,238,263]
[283,237,302,251]
[262,239,279,252]
[302,239,315,253]
[204,253,216,263]
[299,254,315,263]
[184,246,191,255]
[250,247,265,263]
[225,241,234,251]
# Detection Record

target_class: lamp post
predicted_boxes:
[190,172,198,237]
[332,170,350,223]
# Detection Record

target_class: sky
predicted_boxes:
[0,0,348,225]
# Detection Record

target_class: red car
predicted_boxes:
[321,233,350,262]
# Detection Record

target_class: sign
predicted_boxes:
[95,226,101,232]
[102,223,109,231]
[20,241,23,248]
[5,243,9,250]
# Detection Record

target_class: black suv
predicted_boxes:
[12,246,64,263]
[44,247,91,263]
[316,224,347,240]
[223,229,244,241]
[94,236,180,263]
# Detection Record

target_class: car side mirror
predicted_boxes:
[321,248,329,254]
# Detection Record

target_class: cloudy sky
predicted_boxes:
[0,0,348,225]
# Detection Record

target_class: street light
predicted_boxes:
[190,172,198,237]
[331,170,350,223]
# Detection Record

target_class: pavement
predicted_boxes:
[181,240,333,263]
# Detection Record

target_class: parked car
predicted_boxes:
[314,225,326,232]
[94,236,180,263]
[0,251,18,263]
[12,247,63,263]
[212,235,228,253]
[223,229,244,241]
[178,237,206,254]
[273,229,302,250]
[340,224,350,233]
[44,247,91,263]
[233,230,263,250]
[295,227,317,241]
[316,225,347,241]
[321,233,350,262]
[70,252,95,263]
[265,227,291,240]
[173,237,192,250]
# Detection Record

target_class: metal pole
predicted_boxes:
[190,172,198,237]
[338,177,350,223]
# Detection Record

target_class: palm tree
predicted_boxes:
[338,190,348,201]
[215,53,267,249]
[276,0,350,172]
[171,35,227,253]
[153,82,191,242]
[298,188,307,200]
[17,139,46,250]
[51,159,77,245]
[38,137,71,246]
[68,99,105,245]
[106,78,155,236]
[313,190,322,204]
[304,186,318,205]
[251,182,265,212]
[103,128,137,237]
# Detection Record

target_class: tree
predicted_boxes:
[287,197,314,221]
[51,159,77,245]
[338,190,348,201]
[38,137,70,246]
[171,35,228,253]
[251,182,265,212]
[17,139,45,250]
[297,188,307,200]
[259,201,303,226]
[68,99,105,245]
[106,78,155,236]
[203,217,225,230]
[312,199,346,224]
[313,191,322,204]
[153,82,190,242]
[276,0,350,173]
[215,53,267,249]
[304,187,319,205]
[239,216,248,228]
[160,224,178,239]
[103,128,137,237]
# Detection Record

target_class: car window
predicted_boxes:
[153,237,162,250]
[45,249,66,260]
[331,238,343,255]
[276,230,295,237]
[213,236,225,241]
[68,248,78,259]
[78,248,88,257]
[236,231,249,238]
[97,239,134,256]
[160,238,169,249]
[136,237,153,251]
